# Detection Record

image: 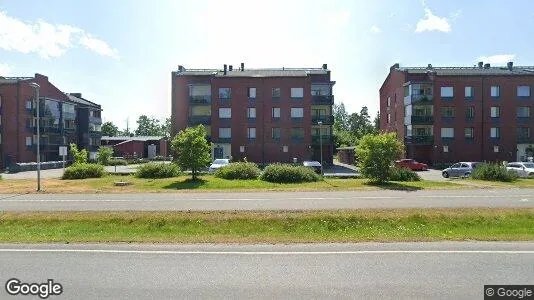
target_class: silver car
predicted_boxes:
[442,162,481,178]
[506,162,534,178]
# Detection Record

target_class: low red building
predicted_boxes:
[101,136,168,158]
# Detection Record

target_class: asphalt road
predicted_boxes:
[1,242,532,299]
[0,188,532,211]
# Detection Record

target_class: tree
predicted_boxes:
[161,117,171,138]
[333,102,349,132]
[96,146,113,165]
[101,121,119,137]
[171,125,211,180]
[70,143,88,164]
[134,115,164,136]
[347,106,375,141]
[356,132,404,183]
[373,111,380,134]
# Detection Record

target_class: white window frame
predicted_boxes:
[491,86,500,97]
[387,114,391,123]
[290,88,304,98]
[490,127,500,138]
[490,107,500,118]
[465,127,474,138]
[443,145,449,153]
[440,127,454,138]
[25,100,32,109]
[440,87,454,98]
[219,128,231,138]
[248,87,256,98]
[247,127,256,139]
[240,146,245,153]
[247,107,256,118]
[465,86,473,98]
[494,146,500,153]
[387,97,391,107]
[25,137,32,146]
[272,107,280,118]
[290,107,304,118]
[283,146,288,153]
[218,88,231,99]
[218,108,231,119]
[517,86,530,97]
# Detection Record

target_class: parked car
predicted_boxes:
[303,161,322,174]
[506,162,534,178]
[208,159,230,172]
[442,162,481,178]
[394,159,428,171]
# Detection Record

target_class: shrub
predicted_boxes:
[151,156,172,161]
[127,158,149,165]
[471,163,518,182]
[260,164,321,183]
[97,147,113,165]
[389,167,421,181]
[62,163,105,179]
[69,144,88,164]
[135,163,180,178]
[214,162,261,180]
[107,159,128,166]
[356,133,404,183]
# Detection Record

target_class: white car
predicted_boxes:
[506,162,534,178]
[208,159,230,172]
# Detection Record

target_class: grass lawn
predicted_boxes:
[0,175,463,193]
[0,208,532,243]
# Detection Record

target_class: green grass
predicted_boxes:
[0,209,532,243]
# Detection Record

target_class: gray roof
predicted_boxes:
[399,66,534,76]
[67,94,101,109]
[101,136,165,142]
[174,68,329,78]
[0,77,33,84]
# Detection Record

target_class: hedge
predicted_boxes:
[62,163,106,179]
[135,163,180,179]
[260,164,321,183]
[214,162,260,180]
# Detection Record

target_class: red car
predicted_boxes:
[395,159,428,171]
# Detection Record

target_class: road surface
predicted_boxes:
[1,242,532,299]
[0,189,532,211]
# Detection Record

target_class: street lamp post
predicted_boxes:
[318,121,323,175]
[29,82,41,192]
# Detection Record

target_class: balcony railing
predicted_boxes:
[311,95,334,105]
[404,94,433,105]
[311,135,333,145]
[188,115,212,125]
[404,135,434,145]
[410,115,433,125]
[517,136,534,143]
[33,126,61,134]
[89,116,102,125]
[189,95,212,104]
[213,137,231,144]
[311,115,334,125]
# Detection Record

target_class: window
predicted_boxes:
[494,146,500,153]
[491,86,500,97]
[283,146,288,152]
[291,108,304,118]
[387,114,391,123]
[0,133,2,144]
[189,85,210,96]
[247,127,256,139]
[25,137,32,146]
[387,97,391,107]
[440,87,453,98]
[517,107,531,118]
[219,128,231,138]
[441,128,454,138]
[517,127,531,138]
[272,107,280,118]
[440,107,455,117]
[291,128,304,140]
[490,127,500,138]
[247,107,256,119]
[247,87,256,99]
[272,88,280,98]
[272,128,281,139]
[443,145,449,153]
[517,86,530,97]
[218,88,231,99]
[291,88,304,98]
[25,100,32,109]
[218,108,231,119]
[490,107,500,118]
[465,86,473,98]
[465,127,474,138]
[466,106,475,118]
[240,146,245,153]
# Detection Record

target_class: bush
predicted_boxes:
[127,158,149,165]
[214,162,261,180]
[356,133,404,183]
[389,167,421,181]
[471,163,518,182]
[107,159,128,166]
[260,164,321,183]
[135,163,180,178]
[151,156,172,161]
[97,147,113,165]
[70,144,88,164]
[62,163,105,179]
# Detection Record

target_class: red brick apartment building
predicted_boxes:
[171,63,335,165]
[380,62,534,165]
[0,74,102,169]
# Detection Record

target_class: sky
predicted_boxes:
[1,0,534,130]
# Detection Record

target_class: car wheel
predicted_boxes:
[464,172,471,178]
[442,171,449,178]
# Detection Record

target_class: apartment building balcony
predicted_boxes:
[517,136,534,143]
[89,116,102,125]
[311,135,333,145]
[404,94,433,105]
[311,95,334,105]
[409,115,434,125]
[189,95,211,104]
[213,137,231,144]
[404,135,434,145]
[33,126,61,134]
[188,115,212,125]
[28,143,61,152]
[311,115,334,125]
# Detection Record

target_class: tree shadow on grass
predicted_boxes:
[365,181,423,191]
[163,178,208,190]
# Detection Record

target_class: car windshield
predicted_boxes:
[523,163,534,168]
[213,159,228,164]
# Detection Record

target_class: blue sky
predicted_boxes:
[1,0,533,130]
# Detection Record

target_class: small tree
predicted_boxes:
[356,133,403,183]
[70,143,88,165]
[96,147,113,165]
[171,125,211,180]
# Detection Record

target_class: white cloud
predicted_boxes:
[415,8,451,33]
[79,35,119,59]
[370,25,382,34]
[325,10,351,28]
[449,10,462,21]
[0,62,10,76]
[477,54,516,65]
[0,10,118,59]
